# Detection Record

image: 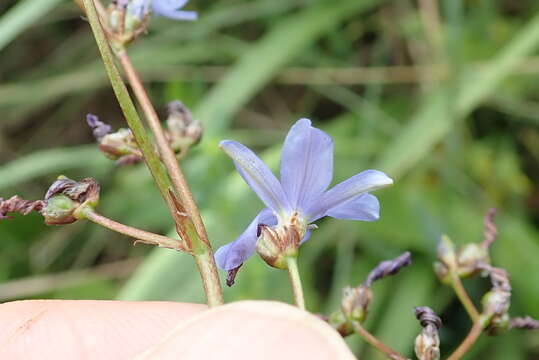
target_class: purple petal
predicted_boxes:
[280,118,334,212]
[152,0,198,20]
[307,170,393,221]
[215,209,277,270]
[220,140,292,214]
[326,193,380,221]
[128,0,150,19]
[300,229,312,245]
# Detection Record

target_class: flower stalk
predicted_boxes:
[286,256,305,310]
[352,321,407,360]
[79,207,184,251]
[446,316,487,360]
[81,0,223,306]
[449,272,480,322]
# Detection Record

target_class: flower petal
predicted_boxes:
[215,209,277,270]
[152,0,197,20]
[307,170,392,221]
[220,140,292,214]
[280,119,334,212]
[326,193,380,221]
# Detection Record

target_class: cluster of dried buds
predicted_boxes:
[434,209,497,282]
[0,176,100,225]
[330,251,412,335]
[87,100,202,165]
[434,208,538,335]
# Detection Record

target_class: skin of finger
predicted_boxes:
[0,300,206,360]
[137,300,356,360]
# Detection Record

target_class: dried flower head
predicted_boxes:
[414,307,442,360]
[341,285,373,323]
[166,100,202,156]
[42,176,100,225]
[86,114,143,165]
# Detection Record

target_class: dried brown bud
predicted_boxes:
[341,285,373,323]
[45,176,100,206]
[364,251,412,286]
[42,176,100,225]
[414,306,441,360]
[509,316,539,330]
[99,128,142,162]
[166,100,203,155]
[0,196,45,219]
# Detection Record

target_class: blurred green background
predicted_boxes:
[0,0,538,358]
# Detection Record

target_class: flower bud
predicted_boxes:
[328,310,354,337]
[456,243,490,278]
[481,266,512,335]
[42,194,79,225]
[414,307,442,360]
[166,100,203,156]
[341,285,373,323]
[481,290,511,335]
[434,235,457,283]
[99,128,142,162]
[42,176,100,224]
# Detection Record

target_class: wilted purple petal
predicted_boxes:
[280,118,333,212]
[325,193,380,221]
[215,209,277,270]
[152,0,197,20]
[307,170,392,221]
[86,114,112,141]
[220,140,292,214]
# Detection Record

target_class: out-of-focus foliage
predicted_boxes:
[1,0,538,358]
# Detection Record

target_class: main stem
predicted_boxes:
[446,318,485,360]
[352,321,407,360]
[82,0,223,306]
[83,209,183,251]
[116,50,208,243]
[286,257,305,310]
[450,272,480,322]
[116,48,223,307]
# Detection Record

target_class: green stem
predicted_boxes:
[82,0,173,210]
[83,209,184,251]
[352,321,408,360]
[82,0,223,306]
[286,257,305,310]
[446,317,486,360]
[194,251,224,307]
[450,272,480,322]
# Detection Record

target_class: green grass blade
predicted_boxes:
[0,0,64,52]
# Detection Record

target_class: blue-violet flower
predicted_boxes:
[128,0,197,21]
[215,118,393,272]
